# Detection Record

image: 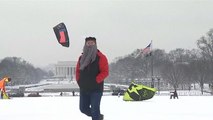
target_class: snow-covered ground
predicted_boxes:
[0,95,212,120]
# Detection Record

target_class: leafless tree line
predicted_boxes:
[107,29,213,94]
[0,57,50,85]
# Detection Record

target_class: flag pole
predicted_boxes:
[140,41,154,87]
[150,40,154,88]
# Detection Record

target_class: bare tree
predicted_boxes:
[197,28,213,94]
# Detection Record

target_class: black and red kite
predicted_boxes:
[53,22,70,47]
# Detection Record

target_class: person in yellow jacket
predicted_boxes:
[0,76,11,99]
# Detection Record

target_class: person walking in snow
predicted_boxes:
[0,76,11,99]
[72,91,75,96]
[76,37,109,120]
[170,89,178,99]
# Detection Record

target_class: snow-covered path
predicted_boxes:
[0,96,212,120]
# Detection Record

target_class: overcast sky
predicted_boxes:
[1,0,213,67]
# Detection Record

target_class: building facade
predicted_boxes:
[55,61,77,80]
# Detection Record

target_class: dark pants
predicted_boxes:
[79,90,103,120]
[170,93,178,99]
[0,91,4,99]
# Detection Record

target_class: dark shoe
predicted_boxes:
[99,114,104,120]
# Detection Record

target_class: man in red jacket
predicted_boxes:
[76,37,109,120]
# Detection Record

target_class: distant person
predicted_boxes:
[72,91,75,96]
[0,76,11,99]
[60,92,63,96]
[170,90,178,99]
[117,88,121,97]
[118,92,121,98]
[36,92,40,96]
[76,37,109,120]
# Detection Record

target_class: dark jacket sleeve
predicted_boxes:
[96,52,109,83]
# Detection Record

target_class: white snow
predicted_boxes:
[0,95,212,120]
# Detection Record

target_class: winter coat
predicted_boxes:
[76,50,109,91]
[0,78,7,92]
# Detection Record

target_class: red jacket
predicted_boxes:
[0,77,10,92]
[76,50,109,86]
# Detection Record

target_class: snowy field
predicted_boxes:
[0,95,213,120]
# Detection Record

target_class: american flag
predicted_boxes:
[141,42,152,56]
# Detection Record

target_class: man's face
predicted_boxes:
[86,40,96,46]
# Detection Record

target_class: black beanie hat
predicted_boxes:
[85,37,96,43]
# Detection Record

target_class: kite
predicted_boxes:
[53,22,70,47]
[123,82,157,101]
